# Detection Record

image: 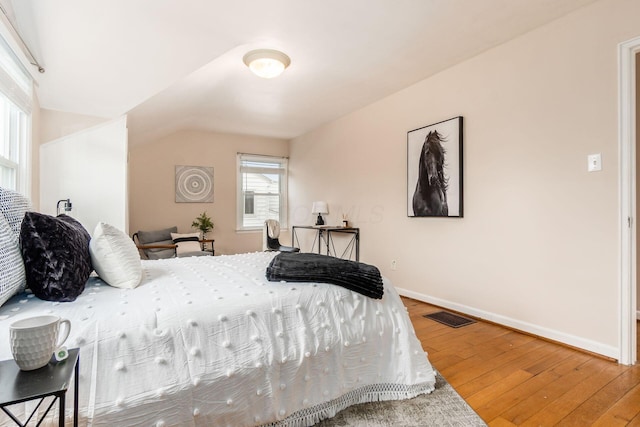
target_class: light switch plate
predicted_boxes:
[588,153,602,172]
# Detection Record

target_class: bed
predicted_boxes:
[0,191,435,427]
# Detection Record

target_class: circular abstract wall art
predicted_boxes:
[175,166,214,203]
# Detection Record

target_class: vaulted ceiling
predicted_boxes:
[6,0,597,145]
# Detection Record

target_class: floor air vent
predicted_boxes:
[423,311,476,328]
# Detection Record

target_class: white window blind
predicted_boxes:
[236,153,288,230]
[0,34,31,113]
[0,33,32,194]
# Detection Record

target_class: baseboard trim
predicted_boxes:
[397,287,619,361]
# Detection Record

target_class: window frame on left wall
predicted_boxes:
[0,31,33,196]
[0,95,30,193]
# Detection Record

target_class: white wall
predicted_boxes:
[32,108,108,210]
[40,116,128,234]
[39,109,109,144]
[289,0,640,358]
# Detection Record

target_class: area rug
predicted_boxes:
[316,372,487,427]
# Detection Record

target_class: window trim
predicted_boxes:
[0,92,30,195]
[0,29,32,196]
[236,153,288,231]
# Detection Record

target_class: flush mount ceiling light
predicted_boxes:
[243,49,291,79]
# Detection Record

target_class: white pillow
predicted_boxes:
[0,212,25,306]
[171,232,201,255]
[90,222,142,289]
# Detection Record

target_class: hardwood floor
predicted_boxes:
[403,297,640,426]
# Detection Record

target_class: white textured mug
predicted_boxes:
[10,315,71,371]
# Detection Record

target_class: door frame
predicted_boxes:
[619,35,640,366]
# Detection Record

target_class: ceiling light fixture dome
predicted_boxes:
[243,49,291,79]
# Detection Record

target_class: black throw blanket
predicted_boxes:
[266,252,384,299]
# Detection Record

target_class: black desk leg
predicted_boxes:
[57,356,80,427]
[58,391,65,427]
[74,357,79,427]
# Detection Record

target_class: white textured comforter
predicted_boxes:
[0,252,435,426]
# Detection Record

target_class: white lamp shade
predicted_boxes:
[312,201,328,214]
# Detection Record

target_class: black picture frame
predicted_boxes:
[407,116,463,217]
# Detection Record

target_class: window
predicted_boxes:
[237,153,288,230]
[0,34,32,195]
[0,95,28,190]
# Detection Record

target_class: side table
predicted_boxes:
[200,239,215,255]
[0,348,80,427]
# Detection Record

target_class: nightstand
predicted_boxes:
[0,348,79,427]
[201,239,215,255]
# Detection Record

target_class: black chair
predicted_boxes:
[262,220,299,253]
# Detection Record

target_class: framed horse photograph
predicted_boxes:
[407,116,463,218]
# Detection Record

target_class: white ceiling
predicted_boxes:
[7,0,597,146]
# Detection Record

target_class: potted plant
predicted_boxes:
[192,212,214,250]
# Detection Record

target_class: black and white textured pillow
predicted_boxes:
[0,187,32,238]
[20,212,92,302]
[0,212,25,306]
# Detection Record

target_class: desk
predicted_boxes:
[0,348,79,427]
[292,226,360,261]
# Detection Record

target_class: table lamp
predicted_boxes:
[312,201,328,225]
